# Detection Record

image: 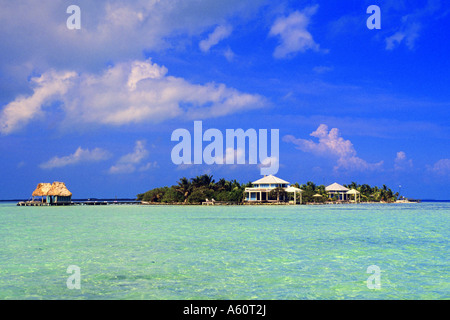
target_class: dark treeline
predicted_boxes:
[137,175,252,204]
[137,175,399,204]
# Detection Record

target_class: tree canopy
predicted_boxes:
[137,176,399,204]
[137,174,252,204]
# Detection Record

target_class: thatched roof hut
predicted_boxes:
[32,183,52,197]
[47,182,72,197]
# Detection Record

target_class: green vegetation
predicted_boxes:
[137,174,252,204]
[292,181,328,204]
[344,182,398,203]
[137,175,399,204]
[293,181,399,203]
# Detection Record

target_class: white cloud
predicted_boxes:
[269,6,322,59]
[283,124,383,172]
[40,147,111,169]
[223,47,236,62]
[212,147,246,165]
[258,156,279,170]
[0,71,76,134]
[17,161,26,168]
[127,60,168,91]
[109,140,153,174]
[394,151,413,171]
[427,159,450,176]
[199,25,233,52]
[385,31,407,50]
[0,1,265,73]
[385,22,421,50]
[313,66,333,74]
[385,2,441,50]
[139,161,159,172]
[0,59,266,133]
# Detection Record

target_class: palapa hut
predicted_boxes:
[32,183,52,203]
[30,182,72,205]
[47,182,72,204]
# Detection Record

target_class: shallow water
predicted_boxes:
[0,202,448,299]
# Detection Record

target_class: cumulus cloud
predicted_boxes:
[427,159,450,176]
[394,151,413,171]
[258,156,279,171]
[0,59,266,133]
[385,22,421,50]
[210,147,246,166]
[269,6,322,58]
[40,147,111,169]
[223,47,236,62]
[385,2,441,50]
[109,140,155,174]
[0,71,76,134]
[313,66,333,74]
[0,1,265,73]
[127,60,168,91]
[283,124,383,172]
[199,25,233,52]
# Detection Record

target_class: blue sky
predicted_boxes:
[0,0,449,200]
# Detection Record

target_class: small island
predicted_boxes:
[137,174,406,205]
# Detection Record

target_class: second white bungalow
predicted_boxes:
[244,175,303,204]
[325,182,350,201]
[325,182,361,202]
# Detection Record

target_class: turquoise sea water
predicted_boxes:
[0,202,448,300]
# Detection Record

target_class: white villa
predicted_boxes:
[325,182,350,201]
[244,175,303,204]
[244,178,362,204]
[325,182,361,202]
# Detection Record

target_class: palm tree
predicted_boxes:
[306,181,316,191]
[176,177,192,203]
[215,178,227,191]
[191,174,214,188]
[191,176,202,188]
[270,186,287,203]
[201,174,215,188]
[346,181,358,190]
[230,179,241,190]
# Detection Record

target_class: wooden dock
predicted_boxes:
[17,200,141,206]
[202,200,241,206]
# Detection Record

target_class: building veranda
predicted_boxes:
[244,175,303,204]
[325,182,361,203]
[244,177,362,205]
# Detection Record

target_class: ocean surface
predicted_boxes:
[0,202,448,300]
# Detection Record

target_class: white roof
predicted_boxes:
[252,175,290,185]
[346,189,360,194]
[325,182,350,192]
[285,186,303,193]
